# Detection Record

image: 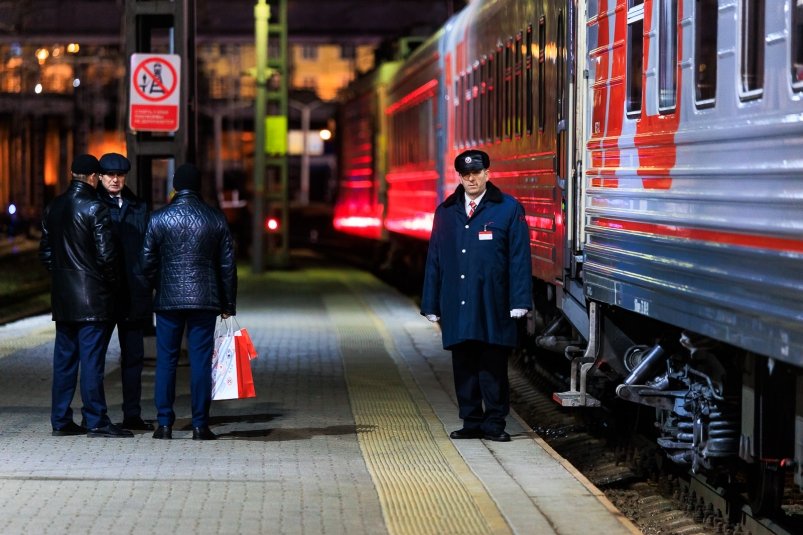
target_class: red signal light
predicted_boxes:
[264,217,280,232]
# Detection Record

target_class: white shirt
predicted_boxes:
[464,190,487,217]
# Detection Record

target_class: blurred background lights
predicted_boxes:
[35,48,49,63]
[319,128,332,141]
[66,43,79,54]
[8,204,17,216]
[73,78,81,88]
[34,83,43,94]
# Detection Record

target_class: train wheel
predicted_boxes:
[747,460,785,516]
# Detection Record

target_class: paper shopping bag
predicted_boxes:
[211,320,239,400]
[236,328,258,360]
[235,335,257,398]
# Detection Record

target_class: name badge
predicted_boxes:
[478,231,493,241]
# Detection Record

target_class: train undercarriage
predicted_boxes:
[526,284,803,520]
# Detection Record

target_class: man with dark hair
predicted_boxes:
[421,149,532,443]
[140,163,237,440]
[39,154,133,438]
[97,152,154,431]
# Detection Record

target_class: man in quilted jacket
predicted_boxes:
[140,163,237,440]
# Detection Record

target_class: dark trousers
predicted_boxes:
[106,321,145,420]
[51,321,113,430]
[154,310,217,428]
[451,341,510,434]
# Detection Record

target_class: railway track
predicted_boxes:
[0,241,50,326]
[509,352,803,535]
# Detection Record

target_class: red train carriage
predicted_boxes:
[334,0,803,516]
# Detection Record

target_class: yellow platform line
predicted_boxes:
[325,292,510,535]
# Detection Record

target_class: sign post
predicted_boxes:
[129,53,181,132]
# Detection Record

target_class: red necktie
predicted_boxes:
[468,200,476,217]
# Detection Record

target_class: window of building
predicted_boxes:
[301,44,317,60]
[695,0,718,106]
[340,44,356,60]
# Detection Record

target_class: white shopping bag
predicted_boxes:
[211,319,239,400]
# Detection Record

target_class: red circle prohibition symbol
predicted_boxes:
[133,58,178,102]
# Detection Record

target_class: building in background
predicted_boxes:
[0,0,462,235]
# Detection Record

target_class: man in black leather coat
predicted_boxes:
[97,152,154,431]
[39,154,133,438]
[140,163,237,441]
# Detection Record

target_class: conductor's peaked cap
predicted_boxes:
[454,149,490,174]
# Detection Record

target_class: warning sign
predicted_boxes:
[128,53,181,132]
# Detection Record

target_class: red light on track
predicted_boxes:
[264,217,280,232]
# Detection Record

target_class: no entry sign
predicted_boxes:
[128,53,181,132]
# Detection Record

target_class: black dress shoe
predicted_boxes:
[449,428,484,439]
[152,426,172,439]
[87,423,134,438]
[192,425,217,440]
[483,431,511,442]
[120,416,155,431]
[52,421,87,436]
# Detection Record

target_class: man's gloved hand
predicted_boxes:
[510,308,528,319]
[425,314,440,322]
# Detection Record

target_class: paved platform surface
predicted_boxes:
[0,253,641,534]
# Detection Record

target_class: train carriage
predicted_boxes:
[334,62,400,240]
[334,0,803,519]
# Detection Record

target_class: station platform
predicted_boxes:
[0,251,640,535]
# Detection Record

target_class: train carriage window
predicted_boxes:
[467,69,474,145]
[792,0,803,89]
[538,17,546,131]
[658,0,677,112]
[455,76,462,147]
[481,57,489,143]
[627,2,644,116]
[695,0,718,106]
[740,0,764,98]
[526,25,533,135]
[495,46,503,140]
[473,62,481,144]
[556,16,564,124]
[504,39,513,138]
[514,32,523,137]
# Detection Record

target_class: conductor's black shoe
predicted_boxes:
[483,431,511,442]
[120,416,155,431]
[87,423,134,438]
[449,428,484,439]
[152,426,172,439]
[192,426,217,440]
[52,422,87,436]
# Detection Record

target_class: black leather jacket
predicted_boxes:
[39,180,119,322]
[97,184,152,322]
[140,190,237,315]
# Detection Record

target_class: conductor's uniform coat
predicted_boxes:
[421,182,532,350]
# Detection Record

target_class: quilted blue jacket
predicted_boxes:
[140,190,237,315]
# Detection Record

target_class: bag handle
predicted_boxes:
[215,316,233,337]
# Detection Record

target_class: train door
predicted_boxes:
[568,0,589,277]
[554,6,572,281]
